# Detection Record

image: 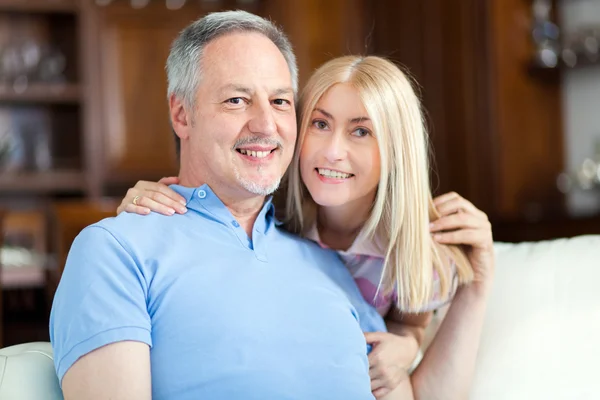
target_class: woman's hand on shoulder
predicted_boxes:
[116,176,187,216]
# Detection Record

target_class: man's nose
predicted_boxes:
[248,100,277,136]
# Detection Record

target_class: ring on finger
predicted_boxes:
[132,195,141,206]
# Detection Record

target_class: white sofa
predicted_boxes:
[468,234,600,399]
[0,342,62,399]
[0,235,598,399]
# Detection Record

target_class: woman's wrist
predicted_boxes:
[458,277,493,301]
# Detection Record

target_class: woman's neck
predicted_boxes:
[317,193,375,251]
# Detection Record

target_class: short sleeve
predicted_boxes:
[49,225,152,384]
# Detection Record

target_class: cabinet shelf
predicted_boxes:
[0,170,85,193]
[0,0,78,13]
[0,83,81,104]
[1,266,46,289]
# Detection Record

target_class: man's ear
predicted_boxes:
[169,94,191,140]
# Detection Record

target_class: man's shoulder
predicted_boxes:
[88,211,159,235]
[79,212,186,252]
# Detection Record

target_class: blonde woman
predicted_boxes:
[117,56,494,399]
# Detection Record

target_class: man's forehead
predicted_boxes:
[201,33,288,70]
[215,83,294,96]
[202,32,279,63]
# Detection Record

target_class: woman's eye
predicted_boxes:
[352,128,370,137]
[312,120,328,130]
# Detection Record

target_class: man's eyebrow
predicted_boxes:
[272,87,294,97]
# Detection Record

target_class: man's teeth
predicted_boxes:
[239,149,271,158]
[318,168,352,179]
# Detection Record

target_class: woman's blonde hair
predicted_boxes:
[285,56,474,311]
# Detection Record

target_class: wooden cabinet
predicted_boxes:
[0,1,84,194]
[83,1,198,188]
[0,0,85,300]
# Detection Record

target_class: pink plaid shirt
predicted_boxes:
[305,225,456,316]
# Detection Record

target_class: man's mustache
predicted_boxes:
[232,137,283,150]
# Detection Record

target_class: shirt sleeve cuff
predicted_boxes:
[56,326,152,386]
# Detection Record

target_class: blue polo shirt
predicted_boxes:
[50,184,386,400]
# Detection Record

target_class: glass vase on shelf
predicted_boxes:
[531,0,561,68]
[557,137,600,194]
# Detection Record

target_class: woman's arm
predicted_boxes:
[410,283,490,400]
[379,377,415,400]
[386,308,433,348]
[410,192,495,400]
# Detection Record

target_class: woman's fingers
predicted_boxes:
[430,212,486,233]
[143,190,187,214]
[370,377,385,391]
[123,203,151,215]
[436,197,481,218]
[433,192,486,219]
[117,179,187,216]
[117,188,142,215]
[432,191,459,206]
[433,228,491,248]
[372,387,390,399]
[158,176,180,185]
[139,182,187,206]
[133,194,181,216]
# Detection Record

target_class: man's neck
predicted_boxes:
[218,192,266,238]
[179,169,265,238]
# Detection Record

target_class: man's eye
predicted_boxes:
[273,99,290,106]
[226,98,244,105]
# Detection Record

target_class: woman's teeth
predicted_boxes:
[238,149,271,158]
[317,168,352,179]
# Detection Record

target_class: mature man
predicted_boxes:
[50,10,386,400]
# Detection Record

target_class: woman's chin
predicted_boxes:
[309,192,349,208]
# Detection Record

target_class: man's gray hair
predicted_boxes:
[166,10,298,110]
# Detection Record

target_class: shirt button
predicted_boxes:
[232,220,240,228]
[197,190,207,199]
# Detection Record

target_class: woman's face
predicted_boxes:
[300,83,381,209]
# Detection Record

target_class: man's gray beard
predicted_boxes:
[234,166,281,196]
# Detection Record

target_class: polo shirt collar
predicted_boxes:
[170,184,276,235]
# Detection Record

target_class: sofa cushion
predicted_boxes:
[0,342,63,400]
[470,235,600,400]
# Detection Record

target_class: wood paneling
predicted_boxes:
[89,2,197,185]
[490,0,564,218]
[369,0,495,211]
[265,0,368,88]
[370,0,564,222]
